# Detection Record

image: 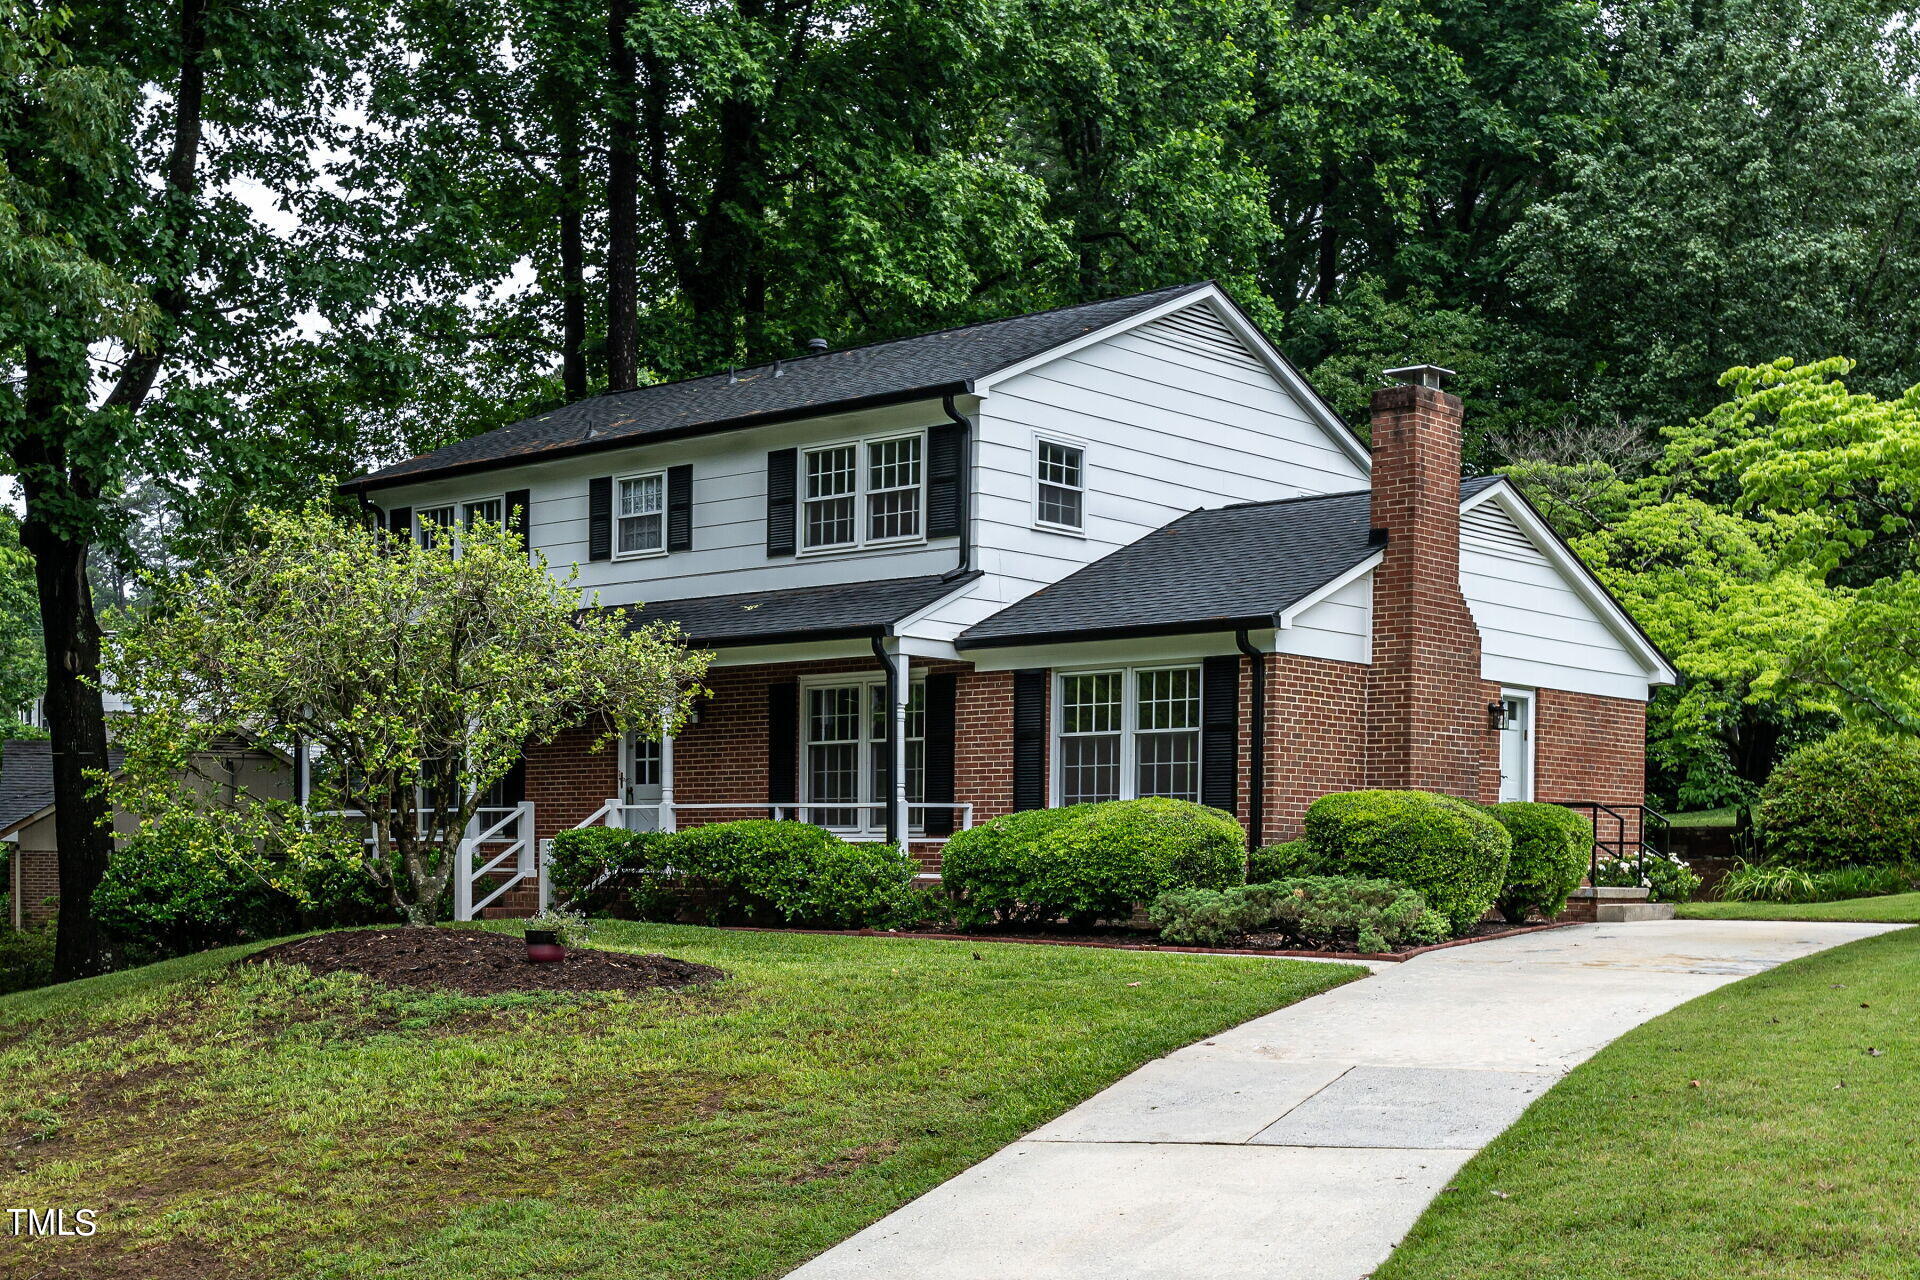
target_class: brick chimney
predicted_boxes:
[1365,366,1485,798]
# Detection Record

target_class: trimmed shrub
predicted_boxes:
[1247,838,1324,884]
[942,799,1246,926]
[0,924,56,996]
[547,826,671,910]
[1303,790,1510,934]
[1488,802,1591,922]
[1149,875,1448,953]
[1757,730,1920,870]
[662,820,917,928]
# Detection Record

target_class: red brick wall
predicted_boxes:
[1535,687,1647,844]
[1365,381,1485,798]
[10,847,59,927]
[525,724,621,842]
[1253,654,1371,842]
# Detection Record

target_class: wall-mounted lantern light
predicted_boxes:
[1487,701,1510,731]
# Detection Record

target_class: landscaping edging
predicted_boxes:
[706,919,1579,963]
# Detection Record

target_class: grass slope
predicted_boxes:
[0,923,1357,1280]
[1377,926,1919,1280]
[1679,893,1920,922]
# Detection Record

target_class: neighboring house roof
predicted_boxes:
[957,477,1506,650]
[0,739,127,838]
[620,572,979,648]
[347,283,1217,491]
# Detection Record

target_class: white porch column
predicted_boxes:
[892,651,910,846]
[659,703,678,833]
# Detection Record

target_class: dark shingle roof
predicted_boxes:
[622,573,977,648]
[0,739,126,836]
[958,478,1505,648]
[350,284,1212,490]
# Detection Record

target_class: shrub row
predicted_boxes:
[1149,876,1448,953]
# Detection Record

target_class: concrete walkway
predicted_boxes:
[791,918,1902,1280]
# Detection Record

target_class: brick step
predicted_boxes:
[481,904,536,919]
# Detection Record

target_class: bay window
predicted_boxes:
[1055,666,1201,805]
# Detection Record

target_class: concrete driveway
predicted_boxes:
[789,918,1903,1280]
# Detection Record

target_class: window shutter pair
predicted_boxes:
[588,467,692,561]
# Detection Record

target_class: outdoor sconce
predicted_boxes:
[1487,701,1510,731]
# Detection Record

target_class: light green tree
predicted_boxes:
[108,507,711,925]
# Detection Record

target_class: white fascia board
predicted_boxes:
[1276,551,1383,629]
[1461,480,1678,687]
[969,283,1374,476]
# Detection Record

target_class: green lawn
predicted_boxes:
[0,923,1357,1280]
[1377,926,1920,1280]
[1679,892,1920,922]
[1666,805,1738,828]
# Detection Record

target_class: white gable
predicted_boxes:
[1460,487,1674,700]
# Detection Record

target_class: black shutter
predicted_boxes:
[768,681,799,807]
[387,506,412,544]
[923,672,958,836]
[1201,655,1240,813]
[666,464,693,552]
[927,422,964,540]
[486,752,527,807]
[588,476,613,561]
[1012,668,1048,812]
[504,489,531,555]
[766,448,797,556]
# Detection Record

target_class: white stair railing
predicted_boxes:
[452,801,537,921]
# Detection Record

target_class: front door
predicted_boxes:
[624,736,663,830]
[1497,692,1532,802]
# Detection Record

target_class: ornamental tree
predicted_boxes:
[108,504,710,925]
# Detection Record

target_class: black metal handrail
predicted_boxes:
[1545,800,1671,889]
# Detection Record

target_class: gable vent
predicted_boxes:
[1461,502,1541,564]
[1133,302,1266,373]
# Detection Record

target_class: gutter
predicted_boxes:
[870,637,901,846]
[1235,627,1266,850]
[940,391,973,580]
[956,614,1280,651]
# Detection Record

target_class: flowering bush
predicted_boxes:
[1591,849,1701,902]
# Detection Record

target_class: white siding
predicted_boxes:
[1275,571,1372,664]
[921,299,1370,639]
[369,401,960,609]
[1460,497,1652,700]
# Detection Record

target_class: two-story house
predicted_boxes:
[341,282,1675,891]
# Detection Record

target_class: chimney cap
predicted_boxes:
[1384,364,1455,390]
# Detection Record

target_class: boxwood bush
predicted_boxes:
[1302,790,1510,934]
[547,825,671,910]
[662,820,917,928]
[942,799,1245,926]
[1756,730,1920,870]
[1247,838,1323,884]
[1149,875,1448,952]
[1488,801,1591,922]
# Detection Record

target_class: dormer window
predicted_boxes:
[1035,438,1085,532]
[801,432,925,552]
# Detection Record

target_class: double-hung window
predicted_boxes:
[462,497,503,531]
[1056,666,1201,805]
[617,471,665,556]
[1035,439,1085,531]
[802,679,925,834]
[801,433,924,551]
[416,505,457,549]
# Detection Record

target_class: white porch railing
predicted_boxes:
[572,800,974,844]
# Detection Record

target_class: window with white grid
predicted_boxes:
[806,684,863,828]
[416,505,456,548]
[1035,439,1085,531]
[461,498,504,532]
[803,445,858,549]
[1055,666,1203,805]
[866,436,922,541]
[617,472,665,555]
[798,679,926,834]
[868,682,926,832]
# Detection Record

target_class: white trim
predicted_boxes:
[971,284,1373,475]
[1276,551,1384,629]
[611,468,669,561]
[965,630,1259,673]
[1030,431,1089,535]
[1460,481,1677,686]
[798,429,929,556]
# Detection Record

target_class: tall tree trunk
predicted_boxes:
[558,114,588,400]
[15,376,111,980]
[605,0,640,391]
[1315,163,1340,306]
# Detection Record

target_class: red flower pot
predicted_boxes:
[525,929,565,964]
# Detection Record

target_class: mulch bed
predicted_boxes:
[717,918,1575,963]
[244,928,727,997]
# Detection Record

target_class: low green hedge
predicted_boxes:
[942,799,1246,926]
[1302,790,1510,934]
[1149,875,1448,953]
[1489,801,1591,922]
[547,826,671,910]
